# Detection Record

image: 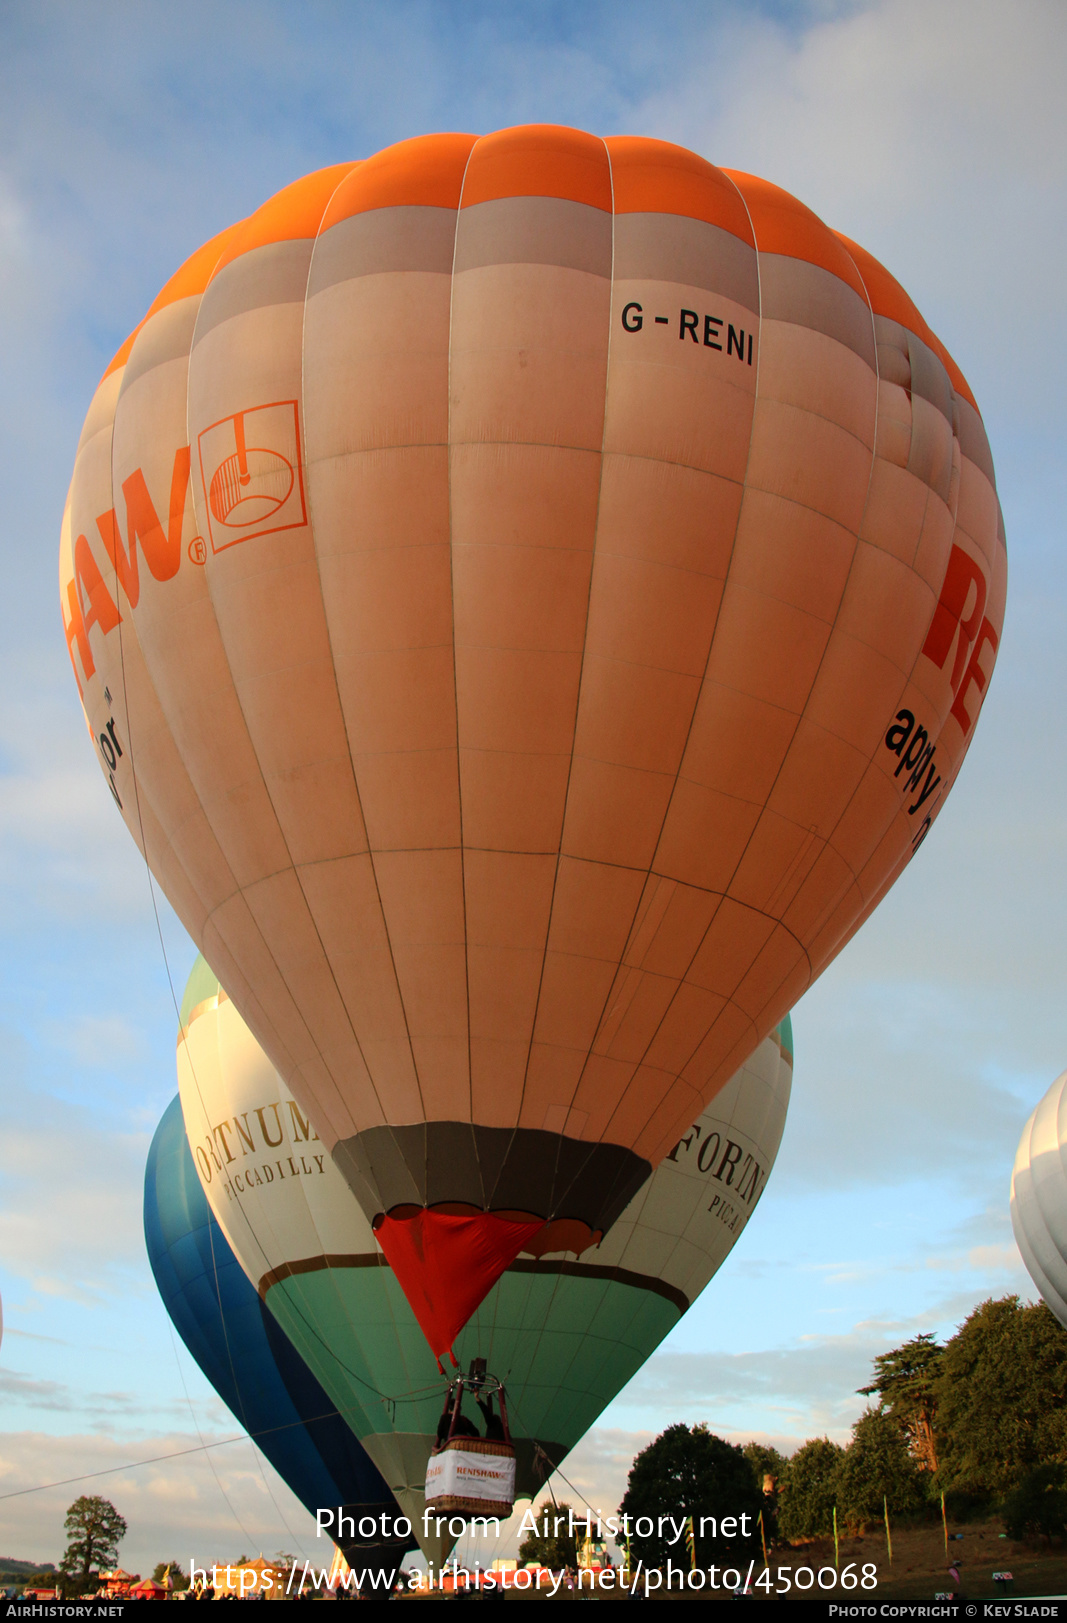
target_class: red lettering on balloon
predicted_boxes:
[950,616,999,735]
[922,544,988,693]
[96,446,191,607]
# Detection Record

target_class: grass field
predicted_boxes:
[783,1517,1067,1603]
[396,1516,1067,1601]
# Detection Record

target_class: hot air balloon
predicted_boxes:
[1010,1072,1067,1326]
[175,954,791,1537]
[144,1095,416,1578]
[63,126,1004,1355]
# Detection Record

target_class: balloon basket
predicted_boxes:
[424,1439,516,1521]
[425,1364,517,1520]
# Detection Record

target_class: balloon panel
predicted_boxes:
[65,128,1002,1340]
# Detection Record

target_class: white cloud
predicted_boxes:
[0,1428,323,1573]
[53,1014,146,1069]
[773,975,1040,1197]
[0,168,30,265]
[605,1258,1044,1447]
[0,1364,204,1429]
[0,697,155,928]
[0,1071,151,1297]
[612,1333,883,1441]
[638,0,1067,376]
[954,1243,1011,1272]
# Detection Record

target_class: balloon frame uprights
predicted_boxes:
[425,1359,517,1520]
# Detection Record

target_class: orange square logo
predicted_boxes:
[197,400,307,553]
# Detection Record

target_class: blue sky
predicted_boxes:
[0,0,1065,1574]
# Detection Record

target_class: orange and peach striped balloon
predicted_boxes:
[60,127,1005,1337]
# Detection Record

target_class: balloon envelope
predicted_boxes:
[1010,1071,1067,1326]
[65,127,1004,1344]
[144,1094,414,1574]
[176,955,791,1533]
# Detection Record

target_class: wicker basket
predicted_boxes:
[425,1436,516,1517]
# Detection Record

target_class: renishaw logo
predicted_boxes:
[197,400,307,551]
[61,405,308,697]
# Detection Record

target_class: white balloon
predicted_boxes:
[1010,1069,1067,1326]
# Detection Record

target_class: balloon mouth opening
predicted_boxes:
[373,1204,602,1259]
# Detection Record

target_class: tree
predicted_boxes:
[859,1333,943,1471]
[743,1441,788,1495]
[934,1298,1067,1499]
[517,1502,578,1569]
[1001,1464,1067,1543]
[742,1442,787,1537]
[778,1438,844,1540]
[619,1424,762,1567]
[837,1408,927,1531]
[58,1497,127,1591]
[152,1561,189,1591]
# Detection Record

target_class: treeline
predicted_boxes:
[769,1295,1067,1539]
[610,1296,1067,1564]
